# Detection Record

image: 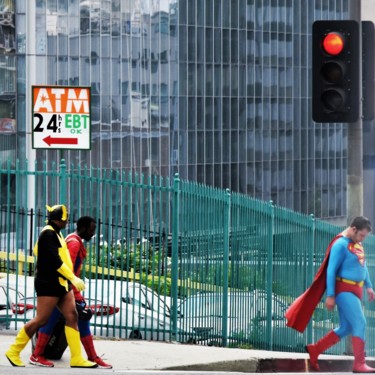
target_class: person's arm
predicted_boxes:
[56,262,85,291]
[364,265,375,301]
[326,240,344,297]
[67,237,85,300]
[364,265,373,289]
[67,237,81,276]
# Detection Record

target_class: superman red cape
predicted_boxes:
[284,233,343,333]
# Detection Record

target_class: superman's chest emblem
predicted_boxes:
[348,242,365,266]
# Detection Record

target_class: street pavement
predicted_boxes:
[0,330,365,373]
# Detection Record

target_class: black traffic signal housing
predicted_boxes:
[362,21,375,121]
[312,20,360,123]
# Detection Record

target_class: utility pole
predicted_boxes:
[347,1,363,224]
[345,0,362,356]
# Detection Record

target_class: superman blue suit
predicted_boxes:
[326,237,372,340]
[285,222,375,373]
[285,233,372,338]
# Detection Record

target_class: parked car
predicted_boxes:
[177,290,305,351]
[86,279,184,341]
[12,292,122,337]
[16,295,122,352]
[11,278,186,342]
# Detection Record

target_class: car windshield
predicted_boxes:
[124,285,170,316]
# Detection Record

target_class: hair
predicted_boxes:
[350,216,372,232]
[76,216,96,231]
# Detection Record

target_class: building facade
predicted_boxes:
[0,0,357,221]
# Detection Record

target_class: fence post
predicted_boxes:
[222,188,231,347]
[266,200,274,350]
[6,160,11,275]
[307,214,315,343]
[171,173,180,339]
[59,159,67,205]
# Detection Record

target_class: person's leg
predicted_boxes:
[337,293,375,373]
[306,331,340,370]
[5,296,59,367]
[79,320,112,369]
[333,299,352,338]
[58,291,97,368]
[29,307,62,367]
[306,295,352,371]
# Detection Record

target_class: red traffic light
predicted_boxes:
[322,32,345,55]
[312,20,360,123]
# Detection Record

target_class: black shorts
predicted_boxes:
[35,278,68,297]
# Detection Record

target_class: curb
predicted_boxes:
[165,358,362,373]
[257,358,353,372]
[164,359,258,373]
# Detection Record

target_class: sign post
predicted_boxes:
[32,86,91,150]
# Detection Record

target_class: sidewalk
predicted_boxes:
[0,330,362,372]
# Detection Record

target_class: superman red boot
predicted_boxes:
[306,330,340,371]
[352,336,375,373]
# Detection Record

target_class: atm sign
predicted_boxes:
[32,86,91,150]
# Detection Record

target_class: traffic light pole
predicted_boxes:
[345,0,363,357]
[347,1,363,224]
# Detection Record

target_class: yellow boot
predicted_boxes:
[65,326,97,368]
[5,327,30,367]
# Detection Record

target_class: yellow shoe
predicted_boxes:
[65,326,98,368]
[5,327,30,367]
[70,358,98,368]
[5,349,25,367]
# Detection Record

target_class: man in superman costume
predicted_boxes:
[285,216,375,373]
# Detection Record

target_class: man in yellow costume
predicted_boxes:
[5,204,97,368]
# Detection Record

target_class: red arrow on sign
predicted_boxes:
[43,135,78,146]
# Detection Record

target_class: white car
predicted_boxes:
[12,293,122,336]
[11,278,185,342]
[177,290,305,350]
[86,279,184,341]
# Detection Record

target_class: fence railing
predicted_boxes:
[0,159,374,354]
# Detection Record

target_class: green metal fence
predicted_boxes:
[0,159,375,355]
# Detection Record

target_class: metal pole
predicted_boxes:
[221,188,231,347]
[347,0,363,223]
[171,173,180,340]
[345,0,362,355]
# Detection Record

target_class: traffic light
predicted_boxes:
[362,21,375,121]
[312,20,360,123]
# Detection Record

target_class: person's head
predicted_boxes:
[46,204,69,230]
[76,216,96,241]
[348,216,372,243]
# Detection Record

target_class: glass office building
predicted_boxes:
[0,0,353,220]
